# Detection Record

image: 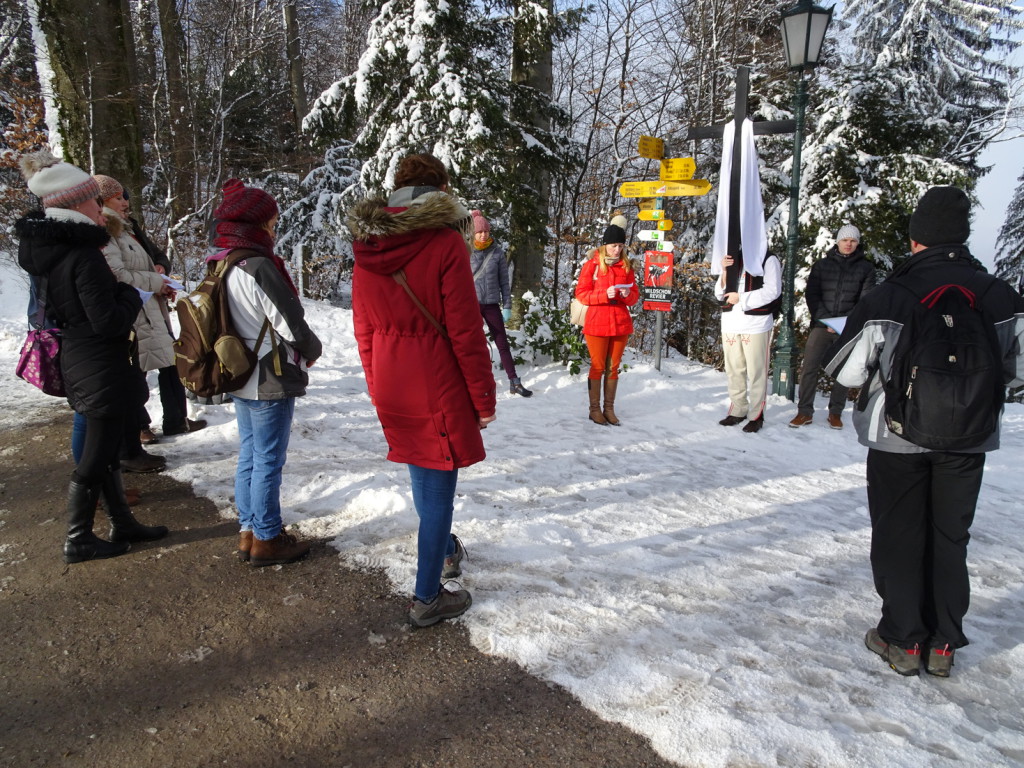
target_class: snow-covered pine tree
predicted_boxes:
[796,71,969,271]
[305,0,574,233]
[794,0,1020,274]
[275,142,363,300]
[845,0,1020,167]
[995,168,1024,291]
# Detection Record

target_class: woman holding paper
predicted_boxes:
[96,175,205,464]
[575,215,639,426]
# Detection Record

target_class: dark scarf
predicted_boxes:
[213,220,298,297]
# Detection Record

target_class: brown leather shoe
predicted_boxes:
[140,428,159,444]
[237,530,253,562]
[250,530,310,567]
[789,413,813,428]
[827,413,843,429]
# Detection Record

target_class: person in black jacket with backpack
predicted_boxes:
[825,186,1024,678]
[789,225,876,430]
[16,150,170,564]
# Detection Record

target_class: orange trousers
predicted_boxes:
[585,334,629,380]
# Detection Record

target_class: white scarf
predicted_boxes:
[710,119,768,277]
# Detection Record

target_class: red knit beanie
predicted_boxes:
[213,178,279,224]
[471,210,490,235]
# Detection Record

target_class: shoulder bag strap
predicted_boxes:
[472,250,495,281]
[392,269,449,340]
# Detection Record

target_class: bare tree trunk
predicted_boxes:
[508,0,553,324]
[283,0,308,137]
[154,0,193,224]
[33,0,143,198]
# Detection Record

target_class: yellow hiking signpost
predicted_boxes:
[627,136,713,374]
[619,179,712,198]
[659,158,696,181]
[638,135,664,159]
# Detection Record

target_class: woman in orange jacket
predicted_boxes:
[574,217,639,425]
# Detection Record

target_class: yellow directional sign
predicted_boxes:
[657,220,673,231]
[638,198,656,211]
[619,179,712,198]
[659,158,696,181]
[638,209,666,221]
[638,135,665,160]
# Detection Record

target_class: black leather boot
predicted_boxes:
[101,469,169,543]
[64,479,131,563]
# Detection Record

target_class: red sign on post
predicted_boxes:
[642,250,674,311]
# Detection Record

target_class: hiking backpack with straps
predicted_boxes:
[173,250,273,398]
[882,276,1005,451]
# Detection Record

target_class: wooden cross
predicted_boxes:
[686,65,795,295]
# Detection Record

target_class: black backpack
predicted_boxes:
[883,275,1004,450]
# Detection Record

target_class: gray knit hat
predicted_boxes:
[836,224,860,242]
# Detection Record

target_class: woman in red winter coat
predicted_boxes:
[349,154,496,628]
[575,217,639,425]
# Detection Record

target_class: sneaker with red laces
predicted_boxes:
[926,644,955,677]
[865,628,921,676]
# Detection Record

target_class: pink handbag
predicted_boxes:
[16,328,65,397]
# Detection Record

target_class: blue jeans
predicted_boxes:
[234,396,295,541]
[408,464,459,603]
[71,411,87,464]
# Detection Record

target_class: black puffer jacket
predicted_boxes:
[16,211,142,417]
[805,245,877,327]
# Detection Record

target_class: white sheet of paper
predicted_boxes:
[163,276,185,291]
[820,316,846,334]
[136,287,154,303]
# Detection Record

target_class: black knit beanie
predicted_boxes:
[909,186,970,246]
[601,215,627,245]
[602,224,626,245]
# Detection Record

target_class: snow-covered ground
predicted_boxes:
[2,259,1022,767]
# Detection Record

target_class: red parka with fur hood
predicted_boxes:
[349,189,496,471]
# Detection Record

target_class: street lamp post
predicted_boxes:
[772,0,833,401]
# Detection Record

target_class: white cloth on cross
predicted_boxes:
[710,118,768,277]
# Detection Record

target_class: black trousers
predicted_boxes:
[796,326,847,416]
[74,413,123,485]
[157,365,188,431]
[120,363,149,459]
[865,449,985,649]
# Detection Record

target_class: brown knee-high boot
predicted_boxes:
[588,379,607,425]
[603,376,620,426]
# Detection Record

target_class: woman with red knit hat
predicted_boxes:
[469,209,532,397]
[210,179,323,567]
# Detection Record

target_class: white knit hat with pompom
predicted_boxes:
[19,149,100,209]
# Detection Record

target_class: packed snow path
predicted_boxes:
[2,278,1022,767]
